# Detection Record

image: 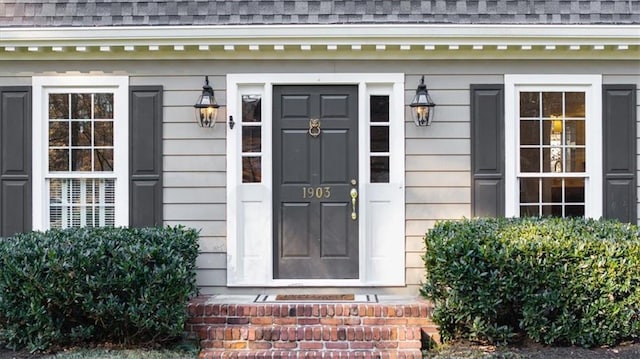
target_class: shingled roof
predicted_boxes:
[1,0,639,27]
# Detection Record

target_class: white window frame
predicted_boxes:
[226,73,405,287]
[32,76,129,230]
[505,74,602,218]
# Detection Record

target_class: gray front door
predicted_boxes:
[273,85,359,279]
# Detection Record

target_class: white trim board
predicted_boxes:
[226,73,406,287]
[2,25,638,60]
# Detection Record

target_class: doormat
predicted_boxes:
[254,294,378,303]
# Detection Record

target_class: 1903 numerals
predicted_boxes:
[302,186,331,199]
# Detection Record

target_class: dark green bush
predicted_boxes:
[0,226,199,352]
[421,217,640,347]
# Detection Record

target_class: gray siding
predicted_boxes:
[0,59,638,295]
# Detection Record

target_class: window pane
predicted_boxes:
[543,147,563,173]
[542,92,562,118]
[103,179,115,204]
[94,149,113,171]
[542,119,559,145]
[520,148,540,172]
[104,207,115,226]
[565,120,585,146]
[370,126,389,152]
[94,93,114,119]
[49,122,69,147]
[71,94,91,119]
[542,205,563,217]
[370,95,389,122]
[49,149,69,171]
[85,206,95,227]
[541,178,563,203]
[94,121,114,146]
[565,148,586,172]
[71,121,92,146]
[242,157,261,183]
[565,92,585,117]
[370,156,390,183]
[519,120,539,145]
[565,205,585,217]
[519,178,539,203]
[71,149,92,171]
[519,92,539,117]
[520,205,539,217]
[242,95,261,122]
[565,178,585,202]
[49,94,69,119]
[242,127,261,152]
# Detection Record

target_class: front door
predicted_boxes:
[273,85,359,279]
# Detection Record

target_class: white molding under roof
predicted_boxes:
[1,24,638,60]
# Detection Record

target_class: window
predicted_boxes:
[369,95,390,183]
[505,75,602,218]
[33,77,129,230]
[241,94,262,183]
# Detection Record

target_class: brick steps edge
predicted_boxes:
[199,349,424,359]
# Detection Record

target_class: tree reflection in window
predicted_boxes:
[48,93,114,172]
[241,95,262,183]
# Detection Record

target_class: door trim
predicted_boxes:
[226,73,405,287]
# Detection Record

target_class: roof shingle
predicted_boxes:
[1,0,638,27]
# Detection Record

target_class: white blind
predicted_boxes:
[49,178,115,228]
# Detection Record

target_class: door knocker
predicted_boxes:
[308,119,321,137]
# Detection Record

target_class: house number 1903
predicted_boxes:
[302,186,331,199]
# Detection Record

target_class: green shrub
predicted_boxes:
[421,217,640,347]
[0,226,199,352]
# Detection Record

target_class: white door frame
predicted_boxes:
[226,73,405,287]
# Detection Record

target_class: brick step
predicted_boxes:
[199,325,422,348]
[199,350,423,359]
[186,295,438,358]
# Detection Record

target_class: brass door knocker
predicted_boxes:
[308,119,321,137]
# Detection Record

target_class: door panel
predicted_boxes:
[321,130,349,183]
[273,85,359,279]
[281,130,311,184]
[281,203,311,257]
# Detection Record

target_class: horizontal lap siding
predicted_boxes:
[138,76,229,294]
[404,74,478,292]
[1,60,638,295]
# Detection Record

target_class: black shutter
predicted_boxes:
[129,86,163,227]
[0,87,31,236]
[470,84,505,217]
[603,85,637,223]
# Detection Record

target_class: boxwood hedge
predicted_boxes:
[421,217,640,347]
[0,226,199,352]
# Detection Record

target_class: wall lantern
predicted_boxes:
[194,76,219,128]
[409,76,436,126]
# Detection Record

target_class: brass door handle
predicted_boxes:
[350,188,358,220]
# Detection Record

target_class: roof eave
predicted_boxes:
[2,24,638,60]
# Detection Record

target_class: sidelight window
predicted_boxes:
[241,95,262,183]
[369,95,390,183]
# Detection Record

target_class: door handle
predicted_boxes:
[350,188,358,220]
